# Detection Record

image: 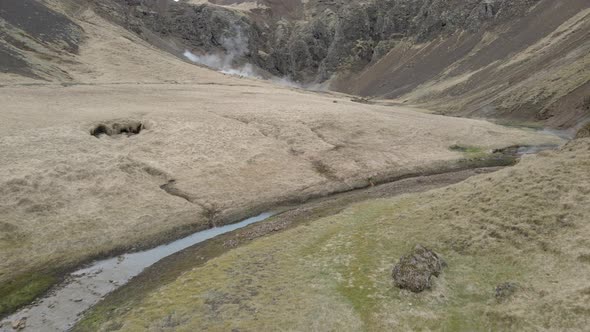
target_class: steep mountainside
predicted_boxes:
[0,0,84,80]
[84,0,590,128]
[336,0,590,129]
[1,0,587,127]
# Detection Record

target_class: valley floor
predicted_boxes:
[77,137,590,331]
[0,79,560,318]
[1,2,587,330]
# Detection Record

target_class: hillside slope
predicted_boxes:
[79,137,590,331]
[337,0,590,129]
[0,0,83,81]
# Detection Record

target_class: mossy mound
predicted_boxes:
[575,123,590,139]
[392,245,446,293]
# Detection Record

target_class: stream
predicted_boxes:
[0,143,563,331]
[0,212,274,332]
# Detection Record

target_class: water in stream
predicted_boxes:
[0,212,274,332]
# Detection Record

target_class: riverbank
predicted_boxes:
[75,138,590,331]
[69,166,505,332]
[2,147,521,330]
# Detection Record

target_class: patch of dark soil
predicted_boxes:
[90,120,143,137]
[223,218,290,248]
[310,160,340,181]
[495,282,519,301]
[392,245,446,293]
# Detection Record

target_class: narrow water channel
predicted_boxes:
[1,212,274,332]
[0,142,564,331]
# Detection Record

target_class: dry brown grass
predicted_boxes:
[86,138,590,331]
[0,3,564,317]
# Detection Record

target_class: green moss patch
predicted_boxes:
[0,272,57,317]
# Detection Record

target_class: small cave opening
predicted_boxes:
[90,120,144,138]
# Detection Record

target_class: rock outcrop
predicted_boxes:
[93,0,544,82]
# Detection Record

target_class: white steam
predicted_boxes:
[183,28,260,78]
[183,27,321,90]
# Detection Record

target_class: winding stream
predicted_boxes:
[0,212,274,332]
[0,142,565,331]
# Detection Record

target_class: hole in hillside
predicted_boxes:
[91,120,144,138]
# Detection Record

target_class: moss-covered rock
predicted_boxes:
[392,245,446,292]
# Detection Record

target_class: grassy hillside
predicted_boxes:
[81,138,590,331]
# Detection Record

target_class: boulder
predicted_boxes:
[11,318,26,330]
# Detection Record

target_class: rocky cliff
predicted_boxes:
[97,0,548,81]
[2,0,588,128]
[88,0,588,128]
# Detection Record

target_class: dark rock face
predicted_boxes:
[96,0,268,73]
[94,0,541,83]
[137,4,259,52]
[392,245,446,293]
[314,0,543,78]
